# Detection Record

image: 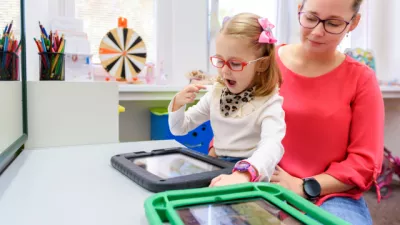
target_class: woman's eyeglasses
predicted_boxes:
[298,12,354,34]
[209,56,266,71]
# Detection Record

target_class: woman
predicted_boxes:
[209,0,384,224]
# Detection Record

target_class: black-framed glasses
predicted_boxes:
[298,12,354,34]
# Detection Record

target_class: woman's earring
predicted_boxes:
[346,32,349,38]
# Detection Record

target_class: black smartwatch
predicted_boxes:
[302,177,321,201]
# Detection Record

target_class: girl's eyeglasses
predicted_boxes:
[210,56,267,71]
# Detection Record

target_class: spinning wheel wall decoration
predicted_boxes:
[99,27,147,80]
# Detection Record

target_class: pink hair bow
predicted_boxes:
[258,18,277,44]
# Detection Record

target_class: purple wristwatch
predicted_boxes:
[232,160,260,182]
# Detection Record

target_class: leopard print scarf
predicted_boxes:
[220,87,255,117]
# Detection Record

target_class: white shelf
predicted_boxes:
[118,84,400,101]
[118,84,210,101]
[380,85,400,99]
[119,84,187,92]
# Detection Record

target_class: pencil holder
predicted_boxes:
[39,52,65,81]
[0,51,19,81]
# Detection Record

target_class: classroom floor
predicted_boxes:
[364,180,400,225]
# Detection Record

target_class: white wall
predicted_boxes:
[368,0,389,81]
[0,82,23,152]
[360,0,399,82]
[387,0,400,81]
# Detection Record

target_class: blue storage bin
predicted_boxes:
[150,108,214,155]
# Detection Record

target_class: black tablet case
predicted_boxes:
[111,147,235,192]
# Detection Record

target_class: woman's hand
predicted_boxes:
[172,84,206,111]
[209,171,251,187]
[208,147,217,157]
[271,166,305,198]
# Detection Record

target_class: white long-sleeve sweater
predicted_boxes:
[168,83,286,181]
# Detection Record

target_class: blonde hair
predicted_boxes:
[218,13,282,97]
[353,0,364,12]
[301,0,364,12]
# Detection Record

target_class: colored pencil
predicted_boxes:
[34,21,66,80]
[0,20,21,80]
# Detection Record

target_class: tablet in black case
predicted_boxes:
[111,147,234,192]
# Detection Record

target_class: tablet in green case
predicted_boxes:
[144,182,350,225]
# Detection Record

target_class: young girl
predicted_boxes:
[168,13,286,187]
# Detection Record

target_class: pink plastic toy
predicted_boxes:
[145,62,155,84]
[375,147,400,201]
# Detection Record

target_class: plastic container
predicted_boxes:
[0,51,19,81]
[150,108,213,155]
[64,53,93,81]
[118,105,125,114]
[39,52,65,81]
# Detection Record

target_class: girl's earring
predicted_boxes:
[346,32,349,38]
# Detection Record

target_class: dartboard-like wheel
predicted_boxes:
[99,27,147,80]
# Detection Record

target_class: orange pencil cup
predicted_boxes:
[0,51,19,81]
[39,52,65,81]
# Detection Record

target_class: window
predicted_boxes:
[217,0,277,26]
[75,0,155,64]
[0,0,20,38]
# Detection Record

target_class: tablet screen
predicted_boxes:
[176,198,304,225]
[131,153,221,179]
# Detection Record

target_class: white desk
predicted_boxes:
[0,140,183,225]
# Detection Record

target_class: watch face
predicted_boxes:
[304,179,321,198]
[235,162,250,171]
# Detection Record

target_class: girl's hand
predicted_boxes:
[172,84,206,111]
[209,171,251,187]
[208,147,217,157]
[271,166,305,197]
